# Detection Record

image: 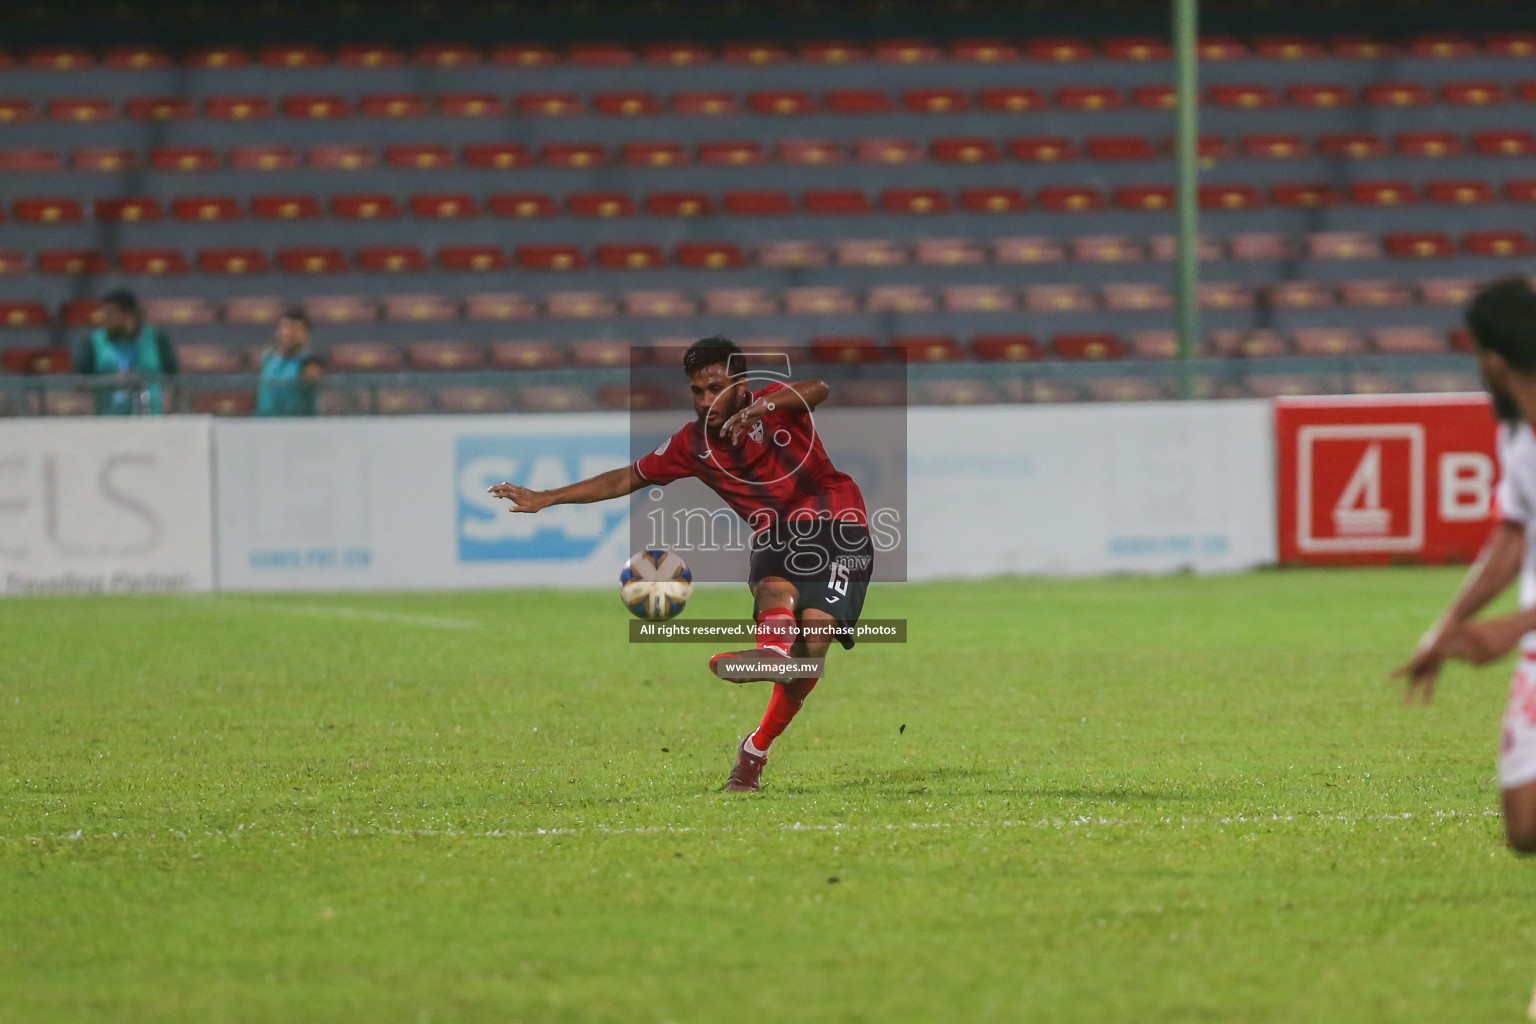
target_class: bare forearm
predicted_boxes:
[540,466,641,506]
[1438,523,1524,627]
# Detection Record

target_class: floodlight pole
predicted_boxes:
[1174,0,1200,399]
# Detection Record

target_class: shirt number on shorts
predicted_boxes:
[827,560,850,597]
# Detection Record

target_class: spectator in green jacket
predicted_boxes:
[255,309,323,416]
[74,290,178,415]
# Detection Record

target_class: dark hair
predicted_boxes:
[1468,277,1536,372]
[682,335,742,376]
[279,307,310,328]
[100,289,140,315]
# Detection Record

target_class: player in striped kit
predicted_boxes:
[489,337,875,793]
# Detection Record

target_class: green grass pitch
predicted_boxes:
[4,569,1536,1023]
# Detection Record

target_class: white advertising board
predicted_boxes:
[0,417,214,595]
[906,401,1277,578]
[213,415,635,590]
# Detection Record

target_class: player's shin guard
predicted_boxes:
[748,677,819,754]
[755,606,798,657]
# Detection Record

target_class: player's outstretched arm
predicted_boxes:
[1394,521,1524,701]
[488,465,646,514]
[722,379,830,444]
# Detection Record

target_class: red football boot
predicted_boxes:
[724,736,767,792]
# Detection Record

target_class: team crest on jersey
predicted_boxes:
[652,437,670,457]
[748,422,765,444]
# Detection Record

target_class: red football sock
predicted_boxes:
[755,606,797,657]
[749,677,819,753]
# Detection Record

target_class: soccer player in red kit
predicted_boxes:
[488,337,875,793]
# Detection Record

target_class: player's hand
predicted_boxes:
[1391,634,1448,705]
[487,482,547,513]
[1444,615,1526,667]
[722,402,766,445]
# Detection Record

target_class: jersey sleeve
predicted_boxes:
[1497,427,1531,524]
[633,426,695,485]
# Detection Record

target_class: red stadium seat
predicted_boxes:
[980,88,1046,112]
[0,302,51,328]
[105,46,170,69]
[144,298,216,325]
[1295,329,1369,356]
[279,248,348,276]
[48,98,115,123]
[330,344,403,372]
[596,244,665,270]
[598,383,675,411]
[881,189,948,214]
[1086,378,1168,403]
[466,294,538,320]
[916,238,985,265]
[409,342,484,370]
[786,288,858,315]
[677,243,747,269]
[187,47,250,69]
[127,97,194,121]
[208,95,276,120]
[1104,37,1171,61]
[722,43,789,65]
[1318,133,1387,159]
[1025,285,1095,312]
[261,45,327,68]
[72,147,136,171]
[855,138,923,163]
[177,344,243,373]
[812,337,885,364]
[14,198,84,223]
[572,340,629,366]
[1149,234,1223,261]
[1475,132,1536,157]
[1419,279,1479,305]
[439,245,510,272]
[1211,331,1289,358]
[776,139,842,164]
[1038,187,1106,212]
[416,44,480,68]
[1133,86,1176,110]
[568,192,637,218]
[1116,186,1175,211]
[1272,183,1343,207]
[463,143,533,169]
[190,391,257,416]
[198,249,269,275]
[826,90,893,114]
[877,40,942,63]
[250,194,322,220]
[903,89,967,113]
[152,147,220,172]
[801,42,865,64]
[925,379,1001,405]
[359,94,430,119]
[1309,232,1382,259]
[520,386,594,413]
[1086,136,1157,160]
[358,246,429,273]
[994,237,1065,263]
[1507,181,1536,203]
[1210,84,1279,109]
[1073,235,1144,263]
[1489,34,1536,57]
[1426,180,1496,204]
[1465,232,1535,257]
[1397,132,1463,157]
[1287,84,1354,108]
[1443,81,1507,106]
[758,241,827,267]
[594,92,662,116]
[492,44,558,67]
[1057,87,1122,111]
[489,193,557,218]
[624,142,688,167]
[836,240,906,266]
[224,297,286,325]
[410,194,479,219]
[542,144,607,168]
[491,341,564,369]
[0,251,26,275]
[1350,181,1418,205]
[516,93,582,116]
[1267,281,1336,308]
[546,292,616,318]
[945,286,1016,313]
[700,141,765,165]
[646,43,710,65]
[231,145,299,171]
[703,289,776,315]
[1364,83,1432,108]
[648,192,714,217]
[1198,283,1254,310]
[867,286,934,312]
[570,44,633,67]
[1053,334,1124,360]
[1341,280,1414,307]
[441,94,507,117]
[672,91,739,116]
[338,44,404,68]
[0,100,36,124]
[961,188,1028,213]
[1408,34,1477,58]
[622,290,695,316]
[1375,327,1450,354]
[305,296,377,323]
[748,91,816,115]
[1257,36,1324,59]
[283,95,350,119]
[384,295,457,323]
[438,388,513,414]
[518,246,586,271]
[724,190,795,215]
[1198,36,1247,59]
[1200,185,1263,210]
[0,147,60,171]
[1102,283,1172,311]
[332,194,401,219]
[1129,331,1179,359]
[971,335,1042,361]
[172,196,242,221]
[118,248,192,276]
[310,145,376,170]
[387,145,453,169]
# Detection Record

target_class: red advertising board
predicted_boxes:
[1276,394,1500,565]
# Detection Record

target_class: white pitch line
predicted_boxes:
[10,807,1503,845]
[196,597,480,631]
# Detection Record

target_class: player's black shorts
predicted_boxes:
[748,517,874,649]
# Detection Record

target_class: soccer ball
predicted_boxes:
[620,549,693,621]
